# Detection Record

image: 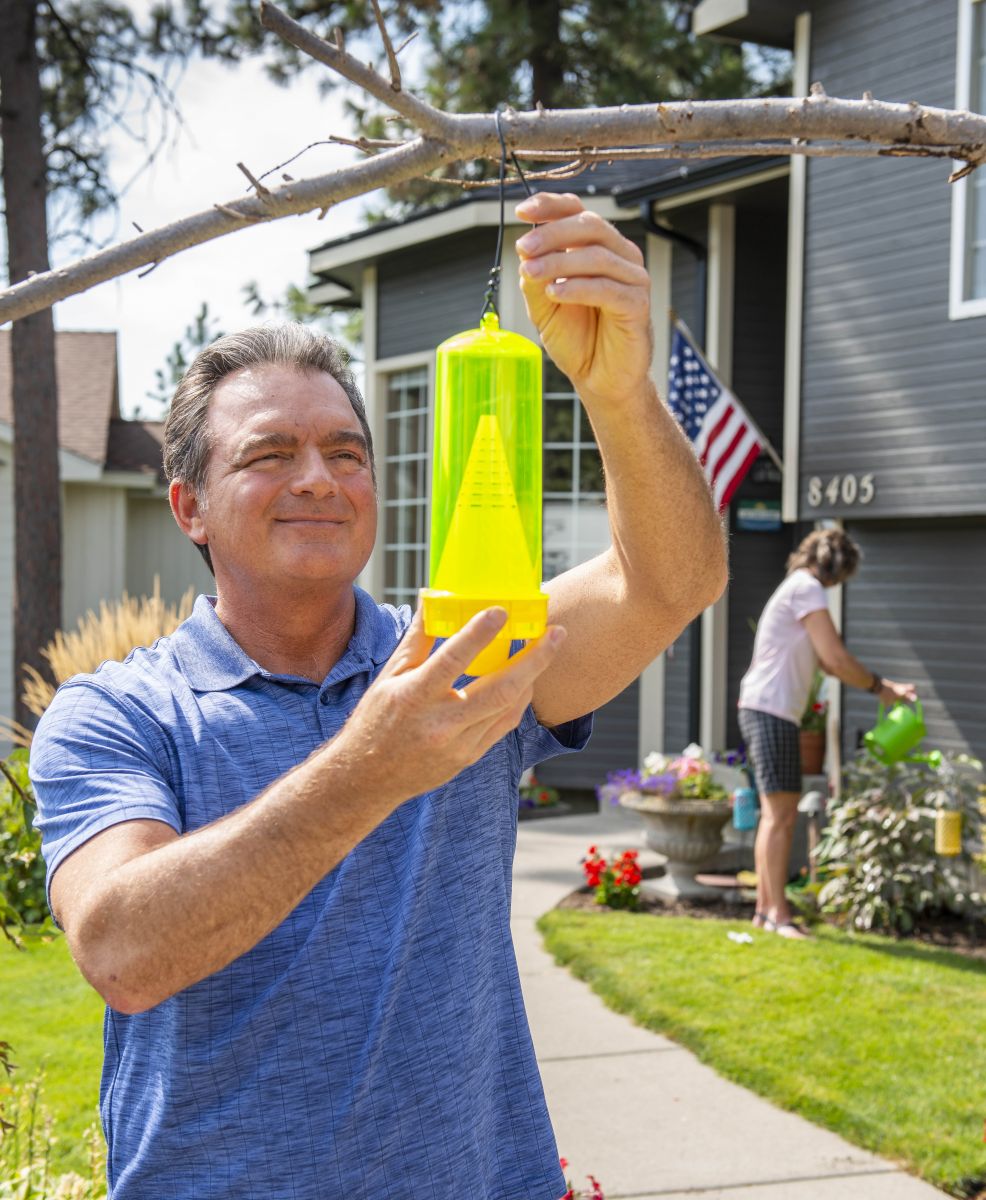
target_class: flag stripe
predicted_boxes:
[694,393,734,462]
[666,320,763,514]
[710,421,748,488]
[716,436,762,511]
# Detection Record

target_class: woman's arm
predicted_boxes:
[802,608,916,705]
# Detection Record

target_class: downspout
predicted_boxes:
[639,200,707,746]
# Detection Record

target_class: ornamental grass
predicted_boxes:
[1,578,194,748]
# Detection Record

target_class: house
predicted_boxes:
[0,331,214,733]
[305,0,986,788]
[691,0,986,767]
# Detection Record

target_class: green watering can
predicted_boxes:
[863,700,937,765]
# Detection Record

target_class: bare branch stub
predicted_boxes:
[259,1,452,139]
[368,0,402,92]
[395,31,418,58]
[237,161,273,199]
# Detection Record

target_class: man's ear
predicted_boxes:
[169,480,208,546]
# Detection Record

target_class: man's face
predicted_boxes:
[187,363,377,592]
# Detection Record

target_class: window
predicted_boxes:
[382,367,429,607]
[950,0,986,317]
[542,360,609,580]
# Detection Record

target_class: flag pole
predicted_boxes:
[669,311,785,476]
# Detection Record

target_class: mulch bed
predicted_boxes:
[556,878,986,961]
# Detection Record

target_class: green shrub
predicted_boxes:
[815,751,985,934]
[0,751,49,943]
[0,1067,106,1199]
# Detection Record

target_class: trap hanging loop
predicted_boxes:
[480,109,536,323]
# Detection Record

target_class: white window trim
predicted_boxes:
[368,351,434,603]
[949,0,986,319]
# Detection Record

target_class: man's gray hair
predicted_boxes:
[162,324,374,572]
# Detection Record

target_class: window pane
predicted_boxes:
[544,397,574,443]
[967,3,986,298]
[543,360,574,395]
[544,448,573,493]
[391,459,424,500]
[386,503,423,545]
[579,449,605,495]
[973,244,986,300]
[579,403,595,444]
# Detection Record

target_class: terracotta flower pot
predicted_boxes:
[799,729,825,775]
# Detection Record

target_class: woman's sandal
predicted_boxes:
[751,911,767,929]
[763,916,812,940]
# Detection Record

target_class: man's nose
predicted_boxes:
[290,450,340,497]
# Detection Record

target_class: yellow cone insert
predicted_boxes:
[421,311,547,675]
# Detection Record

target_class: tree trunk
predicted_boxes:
[527,0,564,106]
[0,0,62,732]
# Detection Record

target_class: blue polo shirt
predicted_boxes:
[31,589,591,1200]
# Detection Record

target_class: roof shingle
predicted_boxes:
[0,330,119,465]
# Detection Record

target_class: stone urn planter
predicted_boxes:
[619,792,733,900]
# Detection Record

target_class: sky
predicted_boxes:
[50,47,374,419]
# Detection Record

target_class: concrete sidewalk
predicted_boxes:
[512,809,944,1200]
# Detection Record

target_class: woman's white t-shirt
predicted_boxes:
[738,568,829,725]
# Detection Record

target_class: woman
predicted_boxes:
[738,529,916,939]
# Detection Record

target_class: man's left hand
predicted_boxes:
[516,191,652,407]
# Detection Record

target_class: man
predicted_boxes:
[31,192,727,1198]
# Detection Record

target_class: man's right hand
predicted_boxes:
[329,607,567,805]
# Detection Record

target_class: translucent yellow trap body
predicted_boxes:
[421,311,548,675]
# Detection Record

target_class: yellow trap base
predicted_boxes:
[420,589,548,675]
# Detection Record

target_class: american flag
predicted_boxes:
[667,320,763,513]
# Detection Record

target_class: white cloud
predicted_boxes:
[51,55,369,418]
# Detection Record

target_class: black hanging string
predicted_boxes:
[480,109,536,323]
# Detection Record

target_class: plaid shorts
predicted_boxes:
[738,707,802,794]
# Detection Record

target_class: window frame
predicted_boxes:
[379,360,432,609]
[949,0,986,319]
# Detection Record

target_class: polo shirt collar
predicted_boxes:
[172,587,403,692]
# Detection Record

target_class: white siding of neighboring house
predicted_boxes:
[0,438,14,739]
[61,483,127,629]
[125,494,214,604]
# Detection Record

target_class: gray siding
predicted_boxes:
[664,211,709,750]
[841,521,986,761]
[732,183,787,448]
[726,526,798,749]
[536,681,640,789]
[800,0,986,519]
[663,634,693,753]
[377,233,496,360]
[726,182,795,748]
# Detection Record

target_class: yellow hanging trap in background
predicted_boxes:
[420,310,548,675]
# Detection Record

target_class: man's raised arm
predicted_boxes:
[515,192,728,728]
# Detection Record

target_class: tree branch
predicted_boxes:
[4,0,986,326]
[368,0,402,91]
[258,0,451,139]
[0,137,448,324]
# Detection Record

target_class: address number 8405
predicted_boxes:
[806,473,875,507]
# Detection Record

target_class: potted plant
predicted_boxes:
[615,744,735,900]
[800,671,828,775]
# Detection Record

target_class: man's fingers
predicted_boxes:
[420,607,509,687]
[465,626,567,709]
[520,246,650,290]
[542,276,649,322]
[382,606,435,677]
[516,210,644,268]
[515,191,584,224]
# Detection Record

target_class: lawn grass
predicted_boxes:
[0,931,105,1178]
[538,909,986,1196]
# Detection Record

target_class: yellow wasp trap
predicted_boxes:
[420,310,548,676]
